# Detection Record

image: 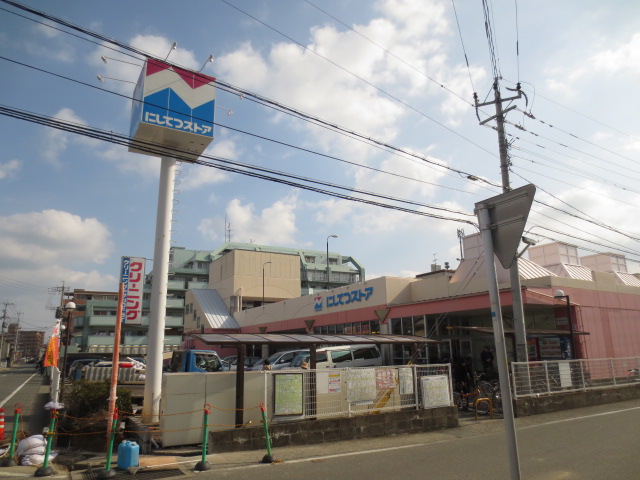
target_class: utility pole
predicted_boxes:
[0,302,14,366]
[475,80,529,363]
[14,312,22,363]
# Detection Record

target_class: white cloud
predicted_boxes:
[43,108,94,164]
[0,210,114,268]
[530,181,640,253]
[131,36,199,71]
[88,35,200,95]
[0,159,21,180]
[198,193,299,245]
[98,144,161,178]
[216,42,269,90]
[590,33,640,76]
[23,21,76,62]
[180,139,237,190]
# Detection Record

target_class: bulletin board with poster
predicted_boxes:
[420,375,450,408]
[538,337,563,360]
[273,373,304,416]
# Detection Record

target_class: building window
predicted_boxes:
[305,256,316,263]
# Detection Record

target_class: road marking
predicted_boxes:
[239,405,640,468]
[0,374,38,407]
[520,405,640,429]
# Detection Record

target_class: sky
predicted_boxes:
[1,0,640,336]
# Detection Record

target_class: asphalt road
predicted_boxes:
[0,365,51,437]
[200,400,640,480]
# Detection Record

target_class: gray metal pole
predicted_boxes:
[477,204,522,480]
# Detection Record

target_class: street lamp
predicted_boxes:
[60,301,76,396]
[326,234,338,290]
[553,289,576,359]
[262,261,272,305]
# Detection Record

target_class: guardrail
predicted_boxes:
[511,357,640,398]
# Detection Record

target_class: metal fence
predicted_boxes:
[263,363,452,422]
[511,357,640,398]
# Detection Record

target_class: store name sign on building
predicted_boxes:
[120,256,146,325]
[315,287,374,312]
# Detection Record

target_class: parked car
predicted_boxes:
[222,355,237,366]
[289,345,383,369]
[250,358,266,371]
[230,356,263,371]
[251,350,306,370]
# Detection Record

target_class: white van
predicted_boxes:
[289,345,382,369]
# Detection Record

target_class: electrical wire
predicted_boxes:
[0,104,478,225]
[219,0,498,158]
[0,53,501,199]
[6,52,636,248]
[305,0,475,107]
[3,0,640,265]
[450,0,476,95]
[481,0,500,80]
[513,0,520,82]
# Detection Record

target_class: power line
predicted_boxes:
[4,0,639,264]
[6,51,636,248]
[481,0,501,80]
[450,0,476,94]
[218,0,498,159]
[0,104,478,225]
[305,0,476,107]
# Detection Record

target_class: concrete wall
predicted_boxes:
[208,406,458,453]
[209,250,301,308]
[514,383,640,416]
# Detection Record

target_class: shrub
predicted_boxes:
[57,381,133,451]
[63,380,133,418]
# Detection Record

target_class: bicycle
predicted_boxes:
[452,383,491,415]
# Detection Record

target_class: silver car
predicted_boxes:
[250,350,305,371]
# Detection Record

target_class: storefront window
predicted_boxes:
[391,318,402,335]
[403,317,414,336]
[414,315,425,337]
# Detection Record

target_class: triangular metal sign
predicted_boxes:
[475,184,536,269]
[375,308,391,324]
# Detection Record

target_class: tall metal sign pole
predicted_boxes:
[129,56,217,422]
[475,81,529,363]
[475,184,536,480]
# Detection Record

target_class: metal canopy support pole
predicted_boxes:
[235,344,246,428]
[142,156,176,423]
[477,204,521,480]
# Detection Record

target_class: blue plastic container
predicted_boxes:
[117,440,140,469]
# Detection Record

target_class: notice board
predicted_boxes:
[273,373,304,415]
[420,375,450,408]
[347,368,377,404]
